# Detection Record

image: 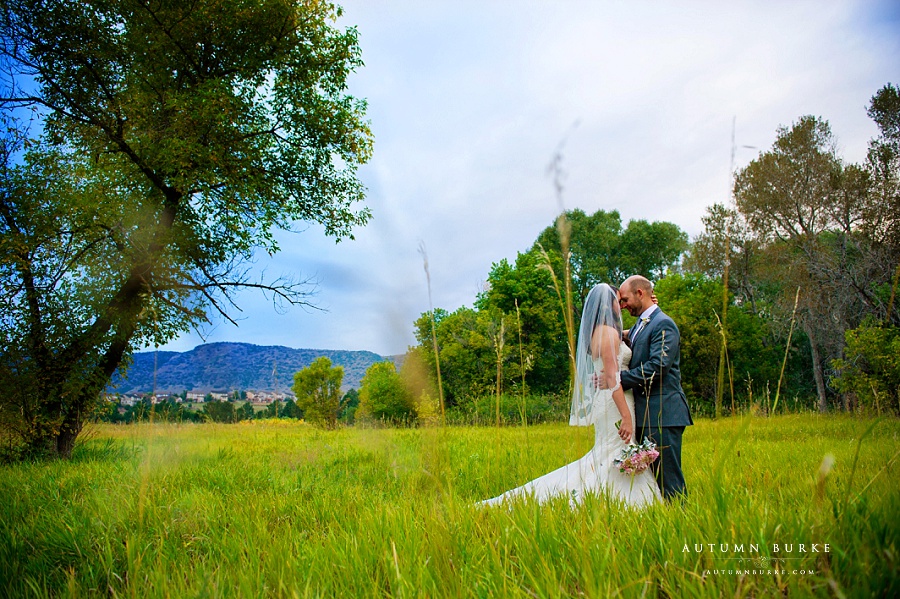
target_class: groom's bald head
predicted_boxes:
[619,275,654,316]
[622,275,653,296]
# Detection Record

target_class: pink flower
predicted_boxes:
[614,439,659,475]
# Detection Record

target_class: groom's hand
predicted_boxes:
[593,373,607,390]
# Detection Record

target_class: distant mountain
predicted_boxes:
[109,342,397,394]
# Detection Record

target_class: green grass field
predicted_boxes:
[1,415,897,597]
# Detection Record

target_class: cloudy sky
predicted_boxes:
[156,0,899,357]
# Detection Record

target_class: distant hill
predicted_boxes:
[109,342,398,394]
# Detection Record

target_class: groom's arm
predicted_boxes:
[619,318,680,391]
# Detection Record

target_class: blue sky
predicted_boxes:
[155,0,900,357]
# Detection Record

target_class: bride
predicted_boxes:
[480,283,660,508]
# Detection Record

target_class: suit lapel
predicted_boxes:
[634,309,663,357]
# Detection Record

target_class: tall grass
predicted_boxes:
[1,415,897,597]
[419,242,445,422]
[773,286,801,415]
[715,223,730,420]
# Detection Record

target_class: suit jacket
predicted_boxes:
[620,308,694,428]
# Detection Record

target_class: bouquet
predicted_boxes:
[613,437,659,475]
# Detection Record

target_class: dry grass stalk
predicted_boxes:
[492,319,505,427]
[715,224,730,419]
[515,299,527,427]
[536,242,576,391]
[772,286,801,414]
[418,242,445,423]
[558,216,577,388]
[727,344,736,416]
[544,145,577,391]
[713,311,729,419]
[712,310,736,417]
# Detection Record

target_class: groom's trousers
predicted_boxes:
[636,424,686,502]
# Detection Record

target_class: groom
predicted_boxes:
[617,275,693,502]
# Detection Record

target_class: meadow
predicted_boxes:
[1,415,897,598]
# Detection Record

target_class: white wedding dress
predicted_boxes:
[480,342,660,508]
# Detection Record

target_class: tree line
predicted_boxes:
[91,355,419,428]
[411,84,899,421]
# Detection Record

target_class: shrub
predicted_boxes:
[445,393,569,426]
[832,318,900,414]
[292,357,343,428]
[358,362,416,424]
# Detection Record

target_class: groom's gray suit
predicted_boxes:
[620,308,693,501]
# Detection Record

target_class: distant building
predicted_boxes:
[247,391,290,404]
[119,395,141,406]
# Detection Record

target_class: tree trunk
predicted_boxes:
[33,223,164,457]
[52,328,137,458]
[21,390,83,459]
[56,416,81,459]
[805,323,829,412]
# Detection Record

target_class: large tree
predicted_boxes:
[733,107,899,412]
[533,208,688,307]
[532,208,622,306]
[292,356,343,428]
[476,250,567,395]
[357,361,416,423]
[684,203,762,313]
[617,219,689,281]
[413,306,521,406]
[733,116,848,411]
[0,0,372,457]
[864,83,900,253]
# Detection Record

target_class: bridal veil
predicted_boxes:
[569,283,623,427]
